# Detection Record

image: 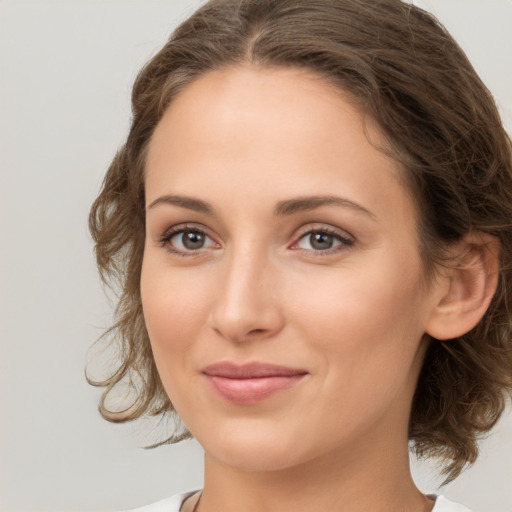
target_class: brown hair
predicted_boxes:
[89,0,512,482]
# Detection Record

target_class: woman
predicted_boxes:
[89,0,512,511]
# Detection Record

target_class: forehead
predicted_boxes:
[152,66,371,139]
[145,65,415,227]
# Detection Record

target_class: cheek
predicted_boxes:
[141,255,211,339]
[290,256,427,384]
[285,264,427,444]
[140,256,214,394]
[140,260,219,426]
[142,283,203,345]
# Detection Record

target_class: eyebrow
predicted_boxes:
[147,195,214,214]
[274,195,376,219]
[147,194,375,220]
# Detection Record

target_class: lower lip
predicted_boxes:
[204,374,306,404]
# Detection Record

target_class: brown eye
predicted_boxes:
[181,230,206,249]
[165,228,217,252]
[309,232,335,250]
[295,229,353,253]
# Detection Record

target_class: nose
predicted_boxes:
[208,246,285,343]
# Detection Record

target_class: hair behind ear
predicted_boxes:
[410,231,510,482]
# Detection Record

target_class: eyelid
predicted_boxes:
[289,224,355,253]
[156,222,354,256]
[158,223,220,254]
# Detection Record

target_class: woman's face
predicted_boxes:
[142,66,443,471]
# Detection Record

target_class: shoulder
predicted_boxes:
[123,491,198,512]
[432,495,473,512]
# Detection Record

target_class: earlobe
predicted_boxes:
[425,233,500,341]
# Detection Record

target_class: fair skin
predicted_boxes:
[141,66,497,512]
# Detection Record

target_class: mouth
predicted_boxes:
[201,362,308,404]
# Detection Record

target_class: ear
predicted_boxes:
[425,233,500,340]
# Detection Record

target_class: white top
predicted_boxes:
[126,492,472,512]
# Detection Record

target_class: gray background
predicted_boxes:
[0,1,511,511]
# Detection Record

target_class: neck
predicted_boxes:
[197,435,431,512]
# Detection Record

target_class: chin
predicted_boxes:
[212,444,304,473]
[196,421,309,472]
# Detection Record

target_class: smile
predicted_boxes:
[201,362,308,404]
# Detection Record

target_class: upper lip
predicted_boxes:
[201,362,308,379]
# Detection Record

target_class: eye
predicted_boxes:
[294,228,354,253]
[160,226,218,254]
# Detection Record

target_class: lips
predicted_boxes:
[201,362,308,404]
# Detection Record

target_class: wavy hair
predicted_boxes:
[88,0,512,482]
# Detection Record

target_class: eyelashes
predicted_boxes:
[158,224,219,257]
[291,227,354,255]
[158,223,355,257]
